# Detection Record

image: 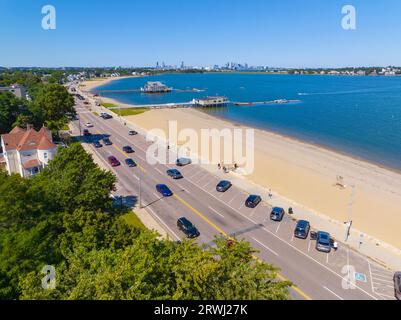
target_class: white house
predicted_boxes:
[0,125,58,177]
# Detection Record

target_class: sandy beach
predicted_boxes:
[82,77,401,252]
[123,107,401,250]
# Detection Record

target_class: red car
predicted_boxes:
[108,156,120,167]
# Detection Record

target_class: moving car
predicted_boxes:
[394,271,401,300]
[85,122,93,127]
[123,145,134,153]
[83,129,91,136]
[156,184,173,197]
[177,217,200,238]
[107,156,120,167]
[167,169,183,179]
[128,130,138,135]
[93,141,102,148]
[316,231,331,253]
[176,157,192,166]
[270,207,285,221]
[102,138,112,145]
[101,113,113,119]
[245,195,262,208]
[125,158,137,167]
[216,180,232,192]
[294,220,310,239]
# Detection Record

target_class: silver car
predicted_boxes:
[176,157,192,166]
[316,231,331,253]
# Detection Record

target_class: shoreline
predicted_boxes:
[85,76,401,176]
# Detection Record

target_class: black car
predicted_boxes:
[156,184,173,197]
[103,138,112,145]
[123,145,134,153]
[270,207,285,221]
[216,180,232,192]
[101,113,113,119]
[93,141,102,148]
[83,129,91,136]
[245,195,262,208]
[125,158,137,167]
[294,220,310,239]
[128,130,138,136]
[167,169,183,179]
[177,217,200,238]
[394,271,401,300]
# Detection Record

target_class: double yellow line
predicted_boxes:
[173,193,312,300]
[78,111,311,300]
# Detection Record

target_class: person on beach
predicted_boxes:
[218,163,221,170]
[333,241,338,251]
[268,189,273,199]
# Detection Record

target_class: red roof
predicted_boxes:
[1,126,56,152]
[22,159,41,169]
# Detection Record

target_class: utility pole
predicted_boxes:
[345,184,355,242]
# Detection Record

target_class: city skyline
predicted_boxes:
[1,0,401,68]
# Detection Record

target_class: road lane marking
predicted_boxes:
[291,234,294,242]
[275,222,281,233]
[209,206,224,218]
[146,206,181,241]
[326,253,329,264]
[323,286,344,300]
[252,237,279,256]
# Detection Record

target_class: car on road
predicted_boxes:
[107,156,120,167]
[128,130,138,135]
[270,207,285,221]
[125,158,137,167]
[102,138,112,145]
[85,122,93,127]
[316,231,331,253]
[93,141,102,148]
[177,217,200,238]
[156,184,173,197]
[216,180,232,192]
[176,157,192,166]
[123,145,134,153]
[245,195,262,208]
[294,220,310,239]
[83,101,89,105]
[394,271,401,300]
[167,169,183,179]
[101,113,113,119]
[83,129,91,136]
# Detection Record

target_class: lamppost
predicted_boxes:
[345,184,355,242]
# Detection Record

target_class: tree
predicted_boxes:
[0,92,27,133]
[33,83,74,130]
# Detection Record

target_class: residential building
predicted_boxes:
[0,84,27,99]
[0,125,58,177]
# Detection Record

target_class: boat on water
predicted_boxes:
[193,96,228,107]
[141,81,172,93]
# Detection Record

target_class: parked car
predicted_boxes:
[167,169,183,179]
[156,184,173,197]
[270,207,285,221]
[294,220,310,239]
[394,271,401,300]
[93,141,102,148]
[176,157,192,166]
[128,130,138,135]
[107,156,120,167]
[245,195,262,208]
[83,129,91,136]
[216,180,232,192]
[316,231,331,253]
[177,217,200,238]
[85,122,93,127]
[123,145,134,153]
[103,138,112,145]
[125,158,137,167]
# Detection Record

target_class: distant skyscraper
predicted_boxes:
[181,61,185,69]
[156,61,159,69]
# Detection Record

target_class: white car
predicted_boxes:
[85,122,94,128]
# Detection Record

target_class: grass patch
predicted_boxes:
[101,102,117,108]
[61,124,70,131]
[121,212,146,230]
[92,111,99,116]
[117,108,148,116]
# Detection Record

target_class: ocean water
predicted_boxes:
[94,73,401,171]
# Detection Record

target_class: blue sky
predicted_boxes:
[0,0,400,68]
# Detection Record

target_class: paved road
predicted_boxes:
[71,98,396,301]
